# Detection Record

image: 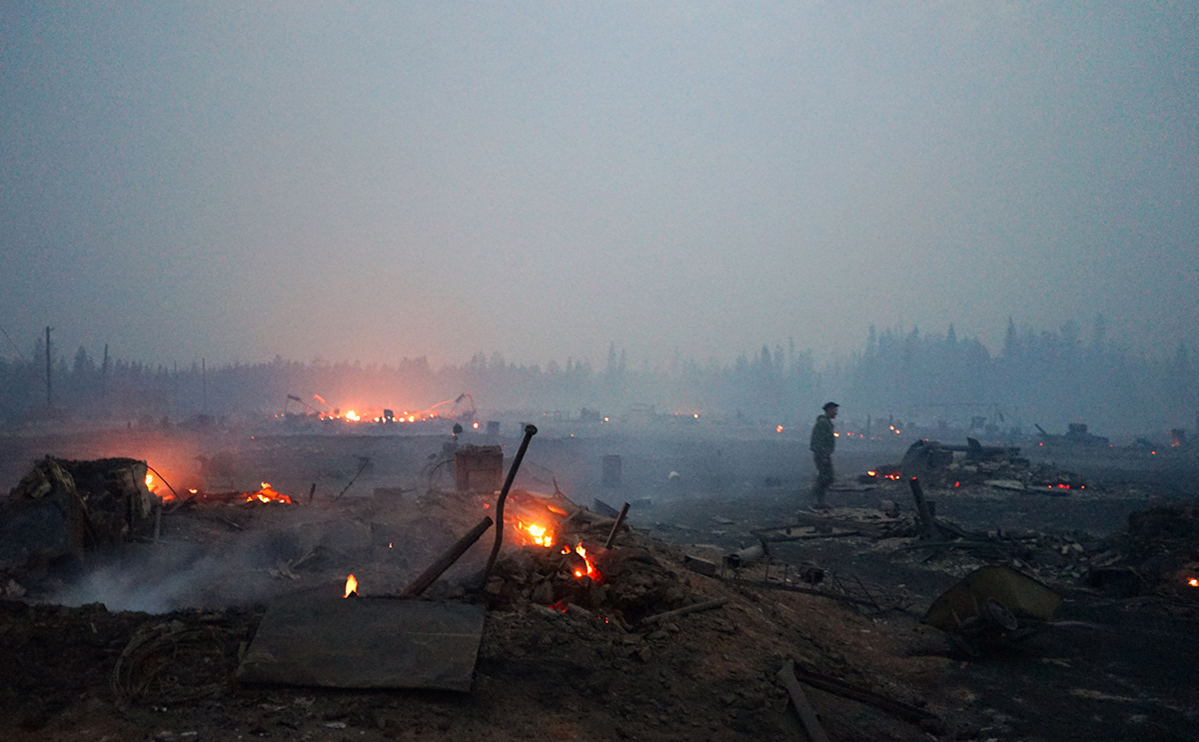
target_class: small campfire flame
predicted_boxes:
[344,574,358,598]
[145,473,154,490]
[563,544,601,581]
[502,490,603,582]
[246,482,293,504]
[1188,577,1198,588]
[520,521,555,547]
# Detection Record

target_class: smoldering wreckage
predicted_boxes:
[0,425,1197,742]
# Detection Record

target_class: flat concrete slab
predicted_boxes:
[237,598,486,692]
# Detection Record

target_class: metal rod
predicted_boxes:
[144,464,181,501]
[400,516,494,597]
[333,458,371,501]
[481,424,538,584]
[603,502,630,549]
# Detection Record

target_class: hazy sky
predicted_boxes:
[2,1,1196,369]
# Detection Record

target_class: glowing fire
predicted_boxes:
[568,544,600,581]
[1189,577,1198,588]
[345,410,361,421]
[145,473,154,490]
[344,574,358,597]
[246,482,294,504]
[518,521,555,547]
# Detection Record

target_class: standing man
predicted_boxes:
[809,402,838,510]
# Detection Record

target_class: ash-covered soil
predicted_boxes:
[0,423,1197,741]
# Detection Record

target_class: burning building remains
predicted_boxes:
[862,437,1091,492]
[0,412,1195,742]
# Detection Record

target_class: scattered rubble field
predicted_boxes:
[0,427,1197,741]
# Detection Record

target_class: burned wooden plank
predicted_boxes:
[400,516,493,597]
[788,663,937,725]
[603,502,630,549]
[776,660,831,742]
[638,597,727,627]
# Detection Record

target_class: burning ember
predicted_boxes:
[499,489,606,584]
[570,544,600,581]
[519,521,555,547]
[246,482,293,504]
[144,472,181,502]
[344,574,358,597]
[1189,577,1198,588]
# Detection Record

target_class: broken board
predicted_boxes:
[237,598,486,692]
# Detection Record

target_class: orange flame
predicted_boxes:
[518,521,555,548]
[145,473,155,489]
[246,482,294,504]
[1189,577,1198,588]
[573,544,600,581]
[344,574,358,597]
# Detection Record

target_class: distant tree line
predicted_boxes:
[838,317,1196,436]
[0,319,1193,436]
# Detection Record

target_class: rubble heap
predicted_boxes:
[0,457,157,569]
[1085,503,1199,599]
[867,439,1089,491]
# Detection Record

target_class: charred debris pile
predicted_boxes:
[1085,503,1199,600]
[0,448,958,741]
[0,456,158,574]
[0,423,1195,741]
[862,437,1090,492]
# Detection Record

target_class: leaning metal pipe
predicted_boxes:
[481,424,538,585]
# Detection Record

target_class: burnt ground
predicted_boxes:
[0,422,1197,741]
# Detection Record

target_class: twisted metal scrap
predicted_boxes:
[111,620,230,709]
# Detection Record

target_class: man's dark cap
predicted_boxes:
[823,402,839,411]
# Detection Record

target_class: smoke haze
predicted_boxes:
[2,3,1197,377]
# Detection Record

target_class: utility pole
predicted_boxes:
[202,357,208,414]
[45,326,53,408]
